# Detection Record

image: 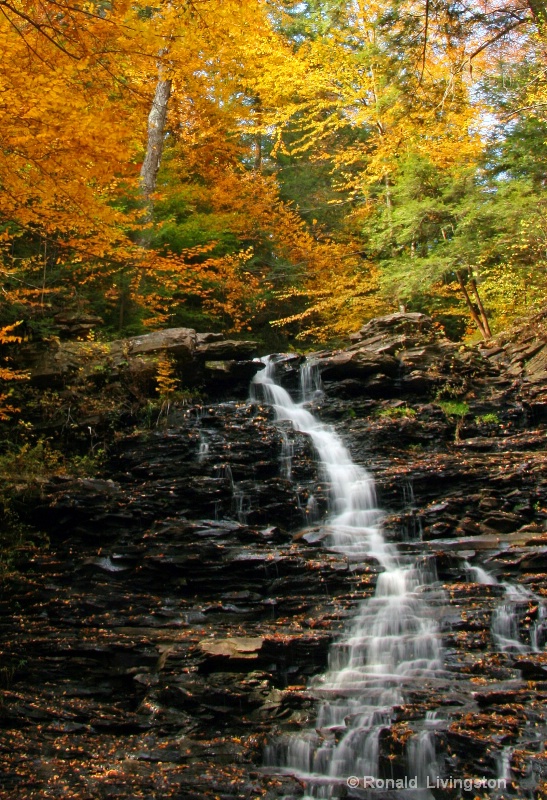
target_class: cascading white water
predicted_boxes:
[407,730,439,788]
[464,559,547,654]
[491,583,532,654]
[491,582,547,654]
[300,360,322,403]
[497,745,514,783]
[465,561,498,586]
[216,463,250,524]
[254,356,444,797]
[280,430,294,481]
[198,433,210,462]
[252,357,390,566]
[531,603,547,652]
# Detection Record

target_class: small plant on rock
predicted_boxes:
[437,400,469,441]
[376,405,417,419]
[475,412,500,425]
[438,400,469,418]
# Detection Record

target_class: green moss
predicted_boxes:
[475,412,500,425]
[376,405,417,419]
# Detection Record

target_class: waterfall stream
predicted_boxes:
[253,357,444,797]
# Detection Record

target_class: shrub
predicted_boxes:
[437,400,469,418]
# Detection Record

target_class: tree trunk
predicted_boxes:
[252,96,263,172]
[456,270,488,340]
[140,76,172,200]
[469,277,492,338]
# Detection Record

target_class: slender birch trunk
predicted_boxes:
[140,46,172,202]
[140,75,172,200]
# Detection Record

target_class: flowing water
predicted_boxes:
[491,584,531,654]
[253,357,444,797]
[465,561,498,586]
[464,561,547,655]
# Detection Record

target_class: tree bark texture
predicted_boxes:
[140,77,172,200]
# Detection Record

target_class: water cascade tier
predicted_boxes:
[254,357,445,797]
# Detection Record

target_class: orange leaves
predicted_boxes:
[0,0,310,338]
[0,0,147,269]
[0,322,25,346]
[0,322,29,419]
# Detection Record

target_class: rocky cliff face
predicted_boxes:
[19,327,262,396]
[1,312,547,799]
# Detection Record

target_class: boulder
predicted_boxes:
[315,348,399,381]
[348,312,436,350]
[109,328,197,362]
[18,327,260,391]
[54,312,104,339]
[199,637,264,660]
[195,339,260,360]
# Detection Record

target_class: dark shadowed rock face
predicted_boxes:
[2,311,547,799]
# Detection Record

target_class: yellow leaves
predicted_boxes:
[273,264,386,342]
[156,354,179,402]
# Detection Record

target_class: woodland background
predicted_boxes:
[1,0,547,359]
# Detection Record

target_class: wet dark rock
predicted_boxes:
[4,309,547,799]
[202,359,264,387]
[314,349,399,381]
[481,512,524,533]
[195,339,260,360]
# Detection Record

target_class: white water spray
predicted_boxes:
[254,357,444,797]
[465,561,498,586]
[463,562,540,653]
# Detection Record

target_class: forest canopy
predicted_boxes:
[1,0,546,346]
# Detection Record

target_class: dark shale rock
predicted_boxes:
[313,348,399,381]
[195,339,260,360]
[3,308,547,799]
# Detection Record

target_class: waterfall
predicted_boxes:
[407,730,439,788]
[463,560,547,654]
[491,584,532,654]
[254,356,444,798]
[280,430,294,481]
[252,357,390,566]
[198,433,210,462]
[465,561,498,585]
[216,463,250,524]
[497,745,514,783]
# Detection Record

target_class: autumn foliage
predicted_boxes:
[0,0,545,359]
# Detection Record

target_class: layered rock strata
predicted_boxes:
[1,312,547,799]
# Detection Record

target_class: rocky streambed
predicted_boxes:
[1,312,547,799]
